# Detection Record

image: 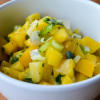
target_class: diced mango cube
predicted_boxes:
[54,28,69,43]
[94,63,100,76]
[75,72,88,82]
[96,56,100,63]
[72,38,85,45]
[83,36,100,53]
[8,33,26,47]
[2,41,17,55]
[19,21,30,34]
[25,13,40,23]
[29,61,44,83]
[19,72,25,81]
[75,59,94,77]
[24,39,33,47]
[10,61,24,72]
[54,59,75,78]
[2,67,20,79]
[63,41,75,53]
[1,61,11,67]
[61,75,73,85]
[85,53,97,67]
[42,62,53,81]
[45,46,63,67]
[19,46,38,68]
[74,43,85,58]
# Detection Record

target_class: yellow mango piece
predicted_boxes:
[24,39,33,47]
[73,28,78,34]
[63,41,76,53]
[74,43,85,58]
[55,28,69,43]
[24,68,30,74]
[29,61,44,83]
[0,49,8,62]
[48,36,55,43]
[42,62,53,81]
[48,76,56,85]
[25,13,40,23]
[54,59,75,78]
[72,38,85,45]
[9,57,13,64]
[39,81,51,85]
[83,36,100,53]
[2,41,17,55]
[19,72,25,81]
[96,56,100,63]
[8,33,26,47]
[2,67,20,79]
[75,59,94,77]
[19,46,38,68]
[45,46,63,67]
[75,72,88,82]
[36,16,49,31]
[50,25,61,35]
[85,53,97,67]
[0,36,7,48]
[61,75,73,85]
[94,63,100,76]
[10,61,24,72]
[1,61,11,67]
[20,21,30,34]
[66,28,73,37]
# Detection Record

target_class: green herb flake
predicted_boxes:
[21,49,25,53]
[26,78,33,83]
[42,63,44,67]
[38,50,41,52]
[58,26,61,29]
[39,45,41,47]
[12,42,13,44]
[55,74,65,84]
[36,23,39,28]
[66,51,75,59]
[11,57,19,64]
[1,47,5,52]
[19,55,22,57]
[4,36,10,42]
[25,35,30,40]
[24,28,25,30]
[11,53,13,57]
[39,73,41,74]
[51,70,54,76]
[29,25,31,27]
[76,42,78,46]
[6,72,9,74]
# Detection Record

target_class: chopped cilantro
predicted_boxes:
[55,74,65,84]
[21,49,25,53]
[1,47,5,52]
[39,73,41,74]
[58,26,61,29]
[6,72,9,74]
[42,63,44,67]
[51,70,54,76]
[36,23,39,28]
[11,53,13,57]
[24,28,25,30]
[76,42,78,46]
[66,51,75,59]
[11,57,19,64]
[39,44,41,47]
[4,36,10,42]
[25,35,29,40]
[26,78,33,83]
[29,25,31,27]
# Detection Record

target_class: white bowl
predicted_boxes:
[0,0,100,100]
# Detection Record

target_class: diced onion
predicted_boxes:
[14,25,22,31]
[30,31,40,45]
[74,55,81,63]
[40,37,45,43]
[84,46,90,51]
[61,20,70,29]
[30,49,45,61]
[39,41,51,52]
[72,33,82,39]
[51,40,64,51]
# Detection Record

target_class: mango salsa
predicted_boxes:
[1,13,100,85]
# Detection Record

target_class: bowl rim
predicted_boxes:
[0,0,100,91]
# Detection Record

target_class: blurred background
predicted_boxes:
[0,0,100,100]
